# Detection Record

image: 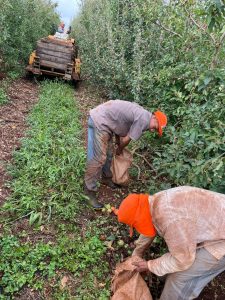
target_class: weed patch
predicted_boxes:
[0,232,107,298]
[3,81,86,222]
[0,78,9,106]
[0,88,8,105]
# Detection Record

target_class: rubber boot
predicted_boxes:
[84,188,103,209]
[101,176,121,189]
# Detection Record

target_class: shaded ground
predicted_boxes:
[0,78,224,299]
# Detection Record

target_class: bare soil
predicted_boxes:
[0,78,224,299]
[0,78,39,206]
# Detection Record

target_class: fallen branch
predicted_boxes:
[133,151,156,173]
[132,162,141,180]
[0,118,21,123]
[5,211,33,225]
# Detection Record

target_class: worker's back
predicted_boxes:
[90,100,152,139]
[152,186,225,244]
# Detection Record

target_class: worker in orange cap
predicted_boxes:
[115,186,225,300]
[84,100,167,209]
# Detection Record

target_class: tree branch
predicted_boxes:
[184,6,216,44]
[154,20,182,38]
[220,31,225,44]
[211,31,225,69]
[132,162,141,180]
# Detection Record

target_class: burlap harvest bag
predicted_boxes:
[111,149,133,186]
[111,256,153,300]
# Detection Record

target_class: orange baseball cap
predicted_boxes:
[154,111,167,136]
[115,194,156,237]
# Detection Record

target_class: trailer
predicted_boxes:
[26,35,81,81]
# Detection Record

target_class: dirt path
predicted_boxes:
[0,78,39,206]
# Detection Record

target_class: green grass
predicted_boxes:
[0,231,108,298]
[3,81,86,222]
[0,87,8,105]
[0,81,111,299]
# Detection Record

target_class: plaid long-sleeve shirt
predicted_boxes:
[134,186,225,277]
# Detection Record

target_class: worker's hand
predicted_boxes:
[115,136,131,155]
[132,261,149,273]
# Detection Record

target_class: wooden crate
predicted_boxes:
[36,37,74,71]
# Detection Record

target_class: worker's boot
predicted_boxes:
[84,187,103,209]
[101,176,121,189]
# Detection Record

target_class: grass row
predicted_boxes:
[4,81,86,221]
[0,79,9,105]
[0,81,111,299]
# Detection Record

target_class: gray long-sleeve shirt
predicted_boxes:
[90,100,152,141]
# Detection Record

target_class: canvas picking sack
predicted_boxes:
[111,149,133,186]
[111,256,153,300]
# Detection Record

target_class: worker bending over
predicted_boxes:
[84,100,167,209]
[115,186,225,300]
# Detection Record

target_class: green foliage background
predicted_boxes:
[0,0,59,71]
[72,0,225,192]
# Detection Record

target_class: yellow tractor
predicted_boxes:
[26,34,81,81]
